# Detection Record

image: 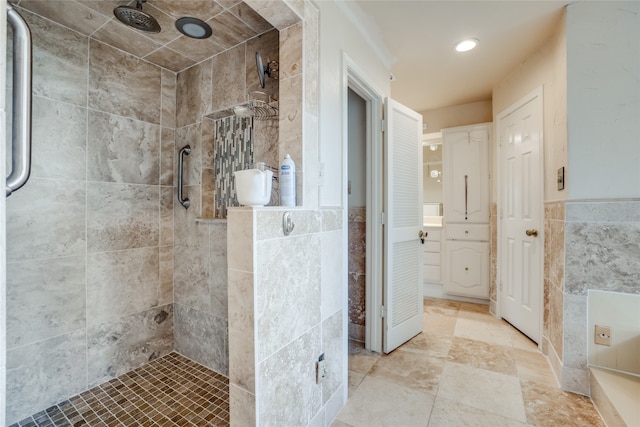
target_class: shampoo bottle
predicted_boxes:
[279,154,296,206]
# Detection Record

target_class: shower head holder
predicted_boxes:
[255,52,279,89]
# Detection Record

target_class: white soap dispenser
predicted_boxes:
[279,154,296,206]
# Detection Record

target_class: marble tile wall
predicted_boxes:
[278,22,305,206]
[544,201,565,368]
[541,200,640,396]
[18,0,274,74]
[228,206,344,427]
[172,208,230,374]
[561,200,640,394]
[171,28,280,376]
[5,9,175,424]
[348,207,366,342]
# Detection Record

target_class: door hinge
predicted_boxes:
[381,118,386,130]
[381,212,386,225]
[380,305,386,318]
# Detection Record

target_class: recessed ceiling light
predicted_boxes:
[454,38,479,53]
[175,17,212,39]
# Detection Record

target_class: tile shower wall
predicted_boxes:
[348,207,366,342]
[227,3,333,425]
[5,9,175,424]
[175,29,279,220]
[278,22,305,206]
[173,61,228,375]
[172,28,279,375]
[227,208,344,427]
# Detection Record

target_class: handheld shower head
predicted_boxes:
[255,52,279,89]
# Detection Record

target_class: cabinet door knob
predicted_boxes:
[525,229,538,237]
[419,230,427,244]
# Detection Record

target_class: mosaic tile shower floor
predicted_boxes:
[10,353,229,427]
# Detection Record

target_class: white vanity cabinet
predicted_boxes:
[443,124,490,223]
[422,227,442,283]
[444,226,490,298]
[442,123,491,298]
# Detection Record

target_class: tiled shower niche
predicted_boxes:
[213,116,253,218]
[198,112,281,220]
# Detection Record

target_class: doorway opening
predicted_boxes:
[343,56,385,355]
[347,88,368,347]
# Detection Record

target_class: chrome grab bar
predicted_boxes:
[178,145,191,209]
[6,3,32,197]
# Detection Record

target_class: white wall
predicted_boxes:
[419,100,493,133]
[492,13,567,203]
[566,1,640,200]
[348,89,366,208]
[318,0,392,208]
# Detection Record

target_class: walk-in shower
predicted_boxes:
[2,1,279,424]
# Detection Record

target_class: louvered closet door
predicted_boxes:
[383,98,423,353]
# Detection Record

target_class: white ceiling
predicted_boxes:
[352,0,569,112]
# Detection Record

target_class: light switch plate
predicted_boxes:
[557,167,565,191]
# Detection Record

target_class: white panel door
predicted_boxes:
[383,98,423,353]
[498,91,543,343]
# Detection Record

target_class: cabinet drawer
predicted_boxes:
[423,228,441,242]
[423,241,440,253]
[423,252,441,266]
[446,224,489,241]
[424,265,441,282]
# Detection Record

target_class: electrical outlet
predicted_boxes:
[594,325,611,346]
[315,353,327,384]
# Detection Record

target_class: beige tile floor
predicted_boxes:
[334,298,605,427]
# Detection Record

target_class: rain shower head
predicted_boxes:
[114,0,161,34]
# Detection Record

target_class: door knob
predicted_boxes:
[525,229,538,237]
[419,230,427,244]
